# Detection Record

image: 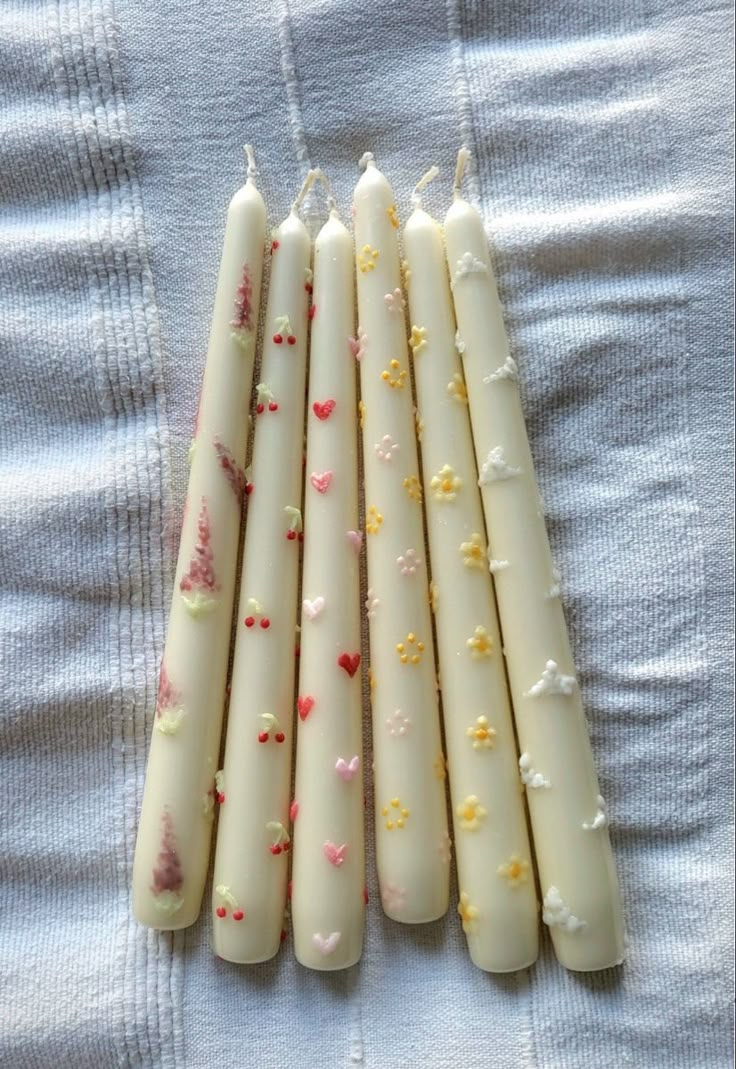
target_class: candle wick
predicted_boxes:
[453,147,471,198]
[358,151,375,171]
[313,168,338,216]
[292,168,319,214]
[244,143,257,182]
[411,165,440,208]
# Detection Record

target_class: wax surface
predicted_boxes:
[211,210,311,963]
[354,161,449,923]
[404,205,538,972]
[132,179,266,930]
[444,194,625,972]
[291,212,366,970]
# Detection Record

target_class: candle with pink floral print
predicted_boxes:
[211,173,315,963]
[133,148,267,929]
[353,154,449,923]
[290,195,365,970]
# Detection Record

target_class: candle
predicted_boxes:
[354,154,449,923]
[211,173,315,962]
[444,150,625,972]
[290,183,365,971]
[403,173,538,973]
[132,147,266,929]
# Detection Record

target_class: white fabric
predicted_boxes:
[0,0,733,1065]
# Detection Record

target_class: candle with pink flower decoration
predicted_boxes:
[211,172,315,963]
[403,173,538,972]
[290,187,365,971]
[133,148,266,930]
[353,154,449,923]
[444,149,625,972]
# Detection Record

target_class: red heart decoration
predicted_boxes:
[297,695,315,721]
[337,652,361,678]
[313,399,336,421]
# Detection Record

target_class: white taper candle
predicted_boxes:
[291,188,365,970]
[403,177,538,972]
[132,148,266,930]
[211,174,314,962]
[354,155,449,923]
[444,150,625,972]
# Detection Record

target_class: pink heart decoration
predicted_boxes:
[310,471,333,494]
[313,399,336,421]
[312,931,341,955]
[297,695,315,721]
[323,841,348,867]
[337,652,361,678]
[348,336,363,361]
[302,596,325,620]
[346,530,363,553]
[289,800,299,822]
[335,756,360,782]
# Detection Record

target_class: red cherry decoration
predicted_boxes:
[308,306,316,321]
[286,530,296,541]
[232,910,244,922]
[245,483,254,495]
[273,333,283,344]
[260,618,270,630]
[258,731,269,743]
[287,335,296,345]
[268,401,278,412]
[282,840,291,852]
[274,731,285,743]
[270,844,282,855]
[304,282,312,294]
[245,616,255,628]
[216,792,225,804]
[256,403,264,414]
[271,240,280,252]
[216,906,226,919]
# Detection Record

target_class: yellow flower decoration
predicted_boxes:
[403,474,423,502]
[447,373,468,404]
[396,632,425,665]
[357,244,379,273]
[415,410,425,441]
[408,325,428,356]
[387,204,400,229]
[358,399,366,429]
[381,358,408,390]
[382,797,410,830]
[457,795,487,831]
[466,715,496,751]
[433,753,447,780]
[401,258,412,287]
[429,580,439,613]
[459,532,485,569]
[368,667,376,694]
[430,464,462,502]
[366,505,383,535]
[467,625,493,659]
[457,891,479,934]
[497,855,530,887]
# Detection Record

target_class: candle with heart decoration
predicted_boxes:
[444,149,625,972]
[403,170,538,972]
[211,172,315,962]
[132,148,267,930]
[290,181,365,970]
[353,154,449,923]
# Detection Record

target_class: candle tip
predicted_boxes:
[411,165,439,208]
[292,168,319,214]
[453,147,471,197]
[243,144,257,182]
[358,151,375,171]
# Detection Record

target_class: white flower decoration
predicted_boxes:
[526,659,577,697]
[542,887,586,933]
[365,589,380,620]
[374,434,399,462]
[483,355,518,384]
[519,752,551,789]
[397,548,422,576]
[386,709,411,737]
[384,288,406,313]
[381,883,406,912]
[451,251,487,288]
[478,446,522,485]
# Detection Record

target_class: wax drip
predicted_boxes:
[291,168,319,218]
[358,151,375,171]
[453,147,472,198]
[411,165,439,208]
[244,143,257,182]
[313,168,338,216]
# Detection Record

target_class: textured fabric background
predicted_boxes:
[0,0,733,1066]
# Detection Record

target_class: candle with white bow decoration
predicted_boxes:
[444,149,625,971]
[132,148,266,929]
[290,178,365,970]
[211,172,315,962]
[403,170,538,972]
[354,154,449,923]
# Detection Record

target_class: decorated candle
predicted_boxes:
[444,150,625,972]
[290,187,365,971]
[353,154,449,923]
[211,173,315,963]
[132,148,266,930]
[403,174,538,972]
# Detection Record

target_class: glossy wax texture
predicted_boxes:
[132,179,266,930]
[444,195,625,972]
[291,212,365,971]
[354,162,449,923]
[211,210,311,963]
[403,206,538,972]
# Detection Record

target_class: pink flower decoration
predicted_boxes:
[230,262,254,332]
[213,439,247,503]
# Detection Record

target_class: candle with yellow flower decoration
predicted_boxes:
[444,149,625,972]
[211,172,315,962]
[133,147,267,930]
[353,154,449,923]
[403,173,538,972]
[290,185,366,970]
